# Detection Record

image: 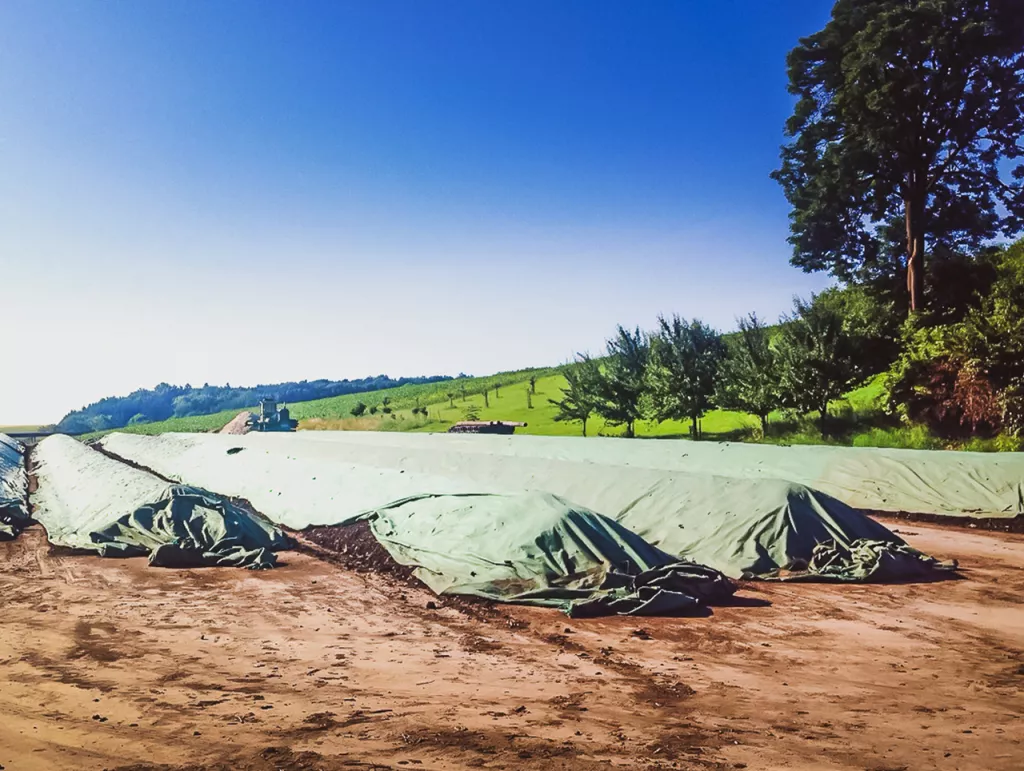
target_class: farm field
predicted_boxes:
[84,368,888,444]
[2,519,1021,771]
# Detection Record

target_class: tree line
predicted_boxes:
[552,237,1024,442]
[550,288,874,439]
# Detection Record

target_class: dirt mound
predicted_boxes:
[302,520,417,583]
[877,509,1024,534]
[219,412,255,435]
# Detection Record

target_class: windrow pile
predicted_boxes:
[32,435,288,569]
[295,432,1024,519]
[99,432,952,584]
[0,433,29,541]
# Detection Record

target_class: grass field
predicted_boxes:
[82,366,910,446]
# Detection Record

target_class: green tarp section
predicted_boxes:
[357,492,736,616]
[294,432,1024,519]
[32,435,287,569]
[0,433,29,541]
[98,433,949,583]
[91,485,283,569]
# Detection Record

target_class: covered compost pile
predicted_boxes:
[99,432,951,583]
[352,491,735,617]
[32,435,288,568]
[1,433,30,541]
[294,431,1024,519]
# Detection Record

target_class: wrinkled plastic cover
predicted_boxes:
[291,431,1024,518]
[32,435,286,568]
[99,432,901,578]
[1,433,29,539]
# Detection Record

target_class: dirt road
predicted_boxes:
[1,519,1021,770]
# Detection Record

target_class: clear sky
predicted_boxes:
[0,0,834,425]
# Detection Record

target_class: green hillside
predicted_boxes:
[83,365,890,444]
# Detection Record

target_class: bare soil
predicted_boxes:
[1,517,1021,771]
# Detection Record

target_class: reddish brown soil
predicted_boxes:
[1,518,1021,770]
[301,521,417,583]
[877,508,1024,533]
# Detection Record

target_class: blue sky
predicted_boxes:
[0,1,833,424]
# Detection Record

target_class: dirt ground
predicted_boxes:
[1,517,1021,771]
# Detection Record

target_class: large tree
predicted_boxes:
[647,316,726,439]
[772,0,1024,312]
[596,326,650,438]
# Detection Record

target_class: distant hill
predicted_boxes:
[57,375,454,434]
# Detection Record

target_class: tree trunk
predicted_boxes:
[582,416,588,437]
[819,402,829,436]
[626,420,634,438]
[691,415,698,440]
[759,413,768,434]
[904,191,925,313]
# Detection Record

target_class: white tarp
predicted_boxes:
[289,432,1024,518]
[1,433,29,540]
[34,434,170,549]
[98,432,900,577]
[32,435,286,568]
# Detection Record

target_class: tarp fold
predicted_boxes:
[33,435,287,568]
[0,433,29,541]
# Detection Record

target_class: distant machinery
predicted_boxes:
[247,398,298,432]
[446,421,527,435]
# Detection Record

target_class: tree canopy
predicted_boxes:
[773,0,1024,311]
[777,295,863,433]
[647,316,726,438]
[596,326,650,438]
[550,356,602,436]
[716,314,780,433]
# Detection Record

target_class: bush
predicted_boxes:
[850,426,942,450]
[884,241,1024,439]
[350,402,367,417]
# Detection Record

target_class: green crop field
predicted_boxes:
[81,365,892,445]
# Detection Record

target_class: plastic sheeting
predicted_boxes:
[98,432,909,579]
[1,433,29,540]
[359,492,736,616]
[32,435,287,568]
[290,432,1024,518]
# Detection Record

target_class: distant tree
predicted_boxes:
[596,326,650,438]
[463,405,481,421]
[772,0,1024,312]
[483,389,490,408]
[447,392,455,408]
[350,402,367,417]
[369,405,379,415]
[550,356,602,436]
[494,383,501,398]
[647,316,726,439]
[460,384,468,401]
[381,396,391,409]
[529,376,537,395]
[776,295,862,434]
[525,387,533,409]
[716,314,781,433]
